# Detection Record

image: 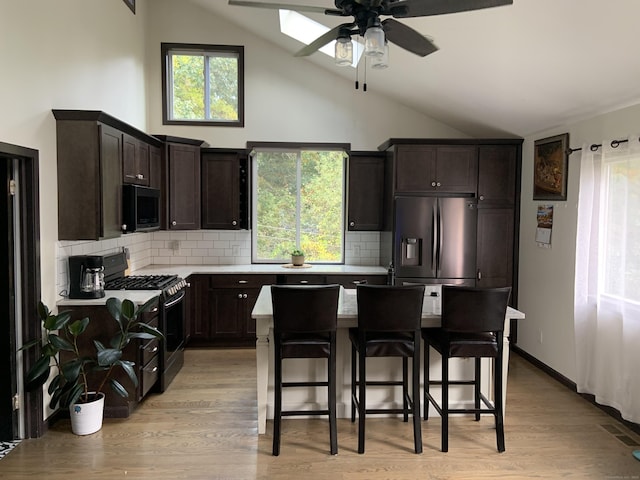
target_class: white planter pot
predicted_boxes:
[69,392,105,435]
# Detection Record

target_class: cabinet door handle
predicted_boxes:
[436,182,442,187]
[232,220,237,226]
[299,280,308,284]
[238,293,243,299]
[150,346,158,353]
[431,181,437,187]
[352,280,368,285]
[243,293,248,299]
[172,220,177,226]
[238,280,248,284]
[349,221,355,227]
[477,270,482,280]
[137,174,144,179]
[151,366,158,373]
[125,174,137,179]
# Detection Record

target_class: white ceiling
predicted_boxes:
[187,0,640,138]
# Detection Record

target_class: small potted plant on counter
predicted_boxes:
[21,296,163,435]
[290,249,305,266]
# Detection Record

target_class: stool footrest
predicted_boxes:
[282,409,330,417]
[283,381,329,388]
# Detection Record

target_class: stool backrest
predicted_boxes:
[356,285,425,332]
[271,284,340,334]
[441,286,511,333]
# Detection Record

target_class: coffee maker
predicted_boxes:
[68,255,105,299]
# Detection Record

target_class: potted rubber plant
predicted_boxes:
[290,249,305,266]
[21,296,163,435]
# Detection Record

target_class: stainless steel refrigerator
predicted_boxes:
[393,195,477,286]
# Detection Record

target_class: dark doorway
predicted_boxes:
[0,141,42,439]
[0,157,16,440]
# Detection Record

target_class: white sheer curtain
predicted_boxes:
[574,136,640,423]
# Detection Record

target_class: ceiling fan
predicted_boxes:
[228,0,513,60]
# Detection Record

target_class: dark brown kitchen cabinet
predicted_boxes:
[325,274,387,288]
[201,149,247,229]
[476,208,515,294]
[55,120,123,240]
[478,145,518,207]
[347,152,385,231]
[393,144,477,194]
[60,298,160,418]
[149,145,162,189]
[189,274,277,347]
[53,110,164,240]
[160,140,202,230]
[123,133,150,186]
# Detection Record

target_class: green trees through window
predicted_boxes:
[162,43,244,126]
[252,149,345,263]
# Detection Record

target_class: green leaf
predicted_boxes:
[127,332,157,341]
[136,296,160,318]
[121,299,136,321]
[61,383,84,408]
[41,343,58,357]
[44,311,71,331]
[18,338,41,351]
[49,334,75,352]
[110,332,125,349]
[96,346,122,367]
[109,378,129,398]
[67,317,89,337]
[138,323,165,340]
[61,358,84,382]
[37,301,50,321]
[24,356,52,391]
[117,359,138,387]
[47,373,64,395]
[107,297,123,328]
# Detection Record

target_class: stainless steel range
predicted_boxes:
[103,252,186,392]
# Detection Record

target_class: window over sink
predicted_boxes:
[161,43,244,127]
[250,144,347,264]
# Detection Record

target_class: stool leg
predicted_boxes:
[329,335,338,455]
[412,336,422,454]
[272,344,282,456]
[402,357,409,422]
[358,349,366,454]
[442,353,449,453]
[424,342,430,421]
[495,342,505,452]
[351,343,356,423]
[474,358,481,421]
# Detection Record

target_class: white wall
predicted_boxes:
[145,0,467,150]
[517,102,640,381]
[0,0,149,307]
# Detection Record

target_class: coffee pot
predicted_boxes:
[68,255,105,299]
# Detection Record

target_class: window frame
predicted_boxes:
[161,43,244,127]
[249,141,350,265]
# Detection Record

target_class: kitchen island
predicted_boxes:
[252,285,525,435]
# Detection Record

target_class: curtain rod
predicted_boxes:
[567,138,631,155]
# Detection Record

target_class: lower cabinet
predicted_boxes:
[187,273,387,347]
[61,299,160,418]
[188,274,277,348]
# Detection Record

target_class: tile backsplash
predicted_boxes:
[56,230,381,296]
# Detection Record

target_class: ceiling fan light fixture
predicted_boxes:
[335,36,353,66]
[371,42,389,69]
[364,22,385,57]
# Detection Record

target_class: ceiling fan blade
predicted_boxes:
[381,18,438,57]
[294,23,354,57]
[228,0,343,16]
[388,0,512,18]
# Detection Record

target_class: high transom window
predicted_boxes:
[161,43,244,127]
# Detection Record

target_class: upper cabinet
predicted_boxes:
[392,144,478,194]
[123,134,150,186]
[53,110,162,241]
[156,136,204,230]
[201,148,249,230]
[477,144,519,207]
[347,152,385,231]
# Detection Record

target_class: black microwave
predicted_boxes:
[122,185,161,233]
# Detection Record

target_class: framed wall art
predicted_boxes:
[123,0,135,14]
[533,133,569,201]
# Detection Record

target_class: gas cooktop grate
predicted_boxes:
[105,274,178,291]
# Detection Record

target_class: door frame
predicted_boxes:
[0,141,43,438]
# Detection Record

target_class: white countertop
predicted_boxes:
[132,264,387,278]
[57,264,386,307]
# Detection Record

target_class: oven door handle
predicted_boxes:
[163,289,186,308]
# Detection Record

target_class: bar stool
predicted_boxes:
[422,285,511,453]
[350,284,424,454]
[270,284,340,456]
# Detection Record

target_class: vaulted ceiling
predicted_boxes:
[187,0,640,138]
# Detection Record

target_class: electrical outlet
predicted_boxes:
[169,240,180,251]
[353,245,361,256]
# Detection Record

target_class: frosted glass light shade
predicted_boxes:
[371,43,389,69]
[364,26,385,57]
[335,37,353,66]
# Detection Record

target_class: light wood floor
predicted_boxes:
[2,349,639,479]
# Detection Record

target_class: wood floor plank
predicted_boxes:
[1,349,639,479]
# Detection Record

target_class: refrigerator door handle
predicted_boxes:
[433,200,440,275]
